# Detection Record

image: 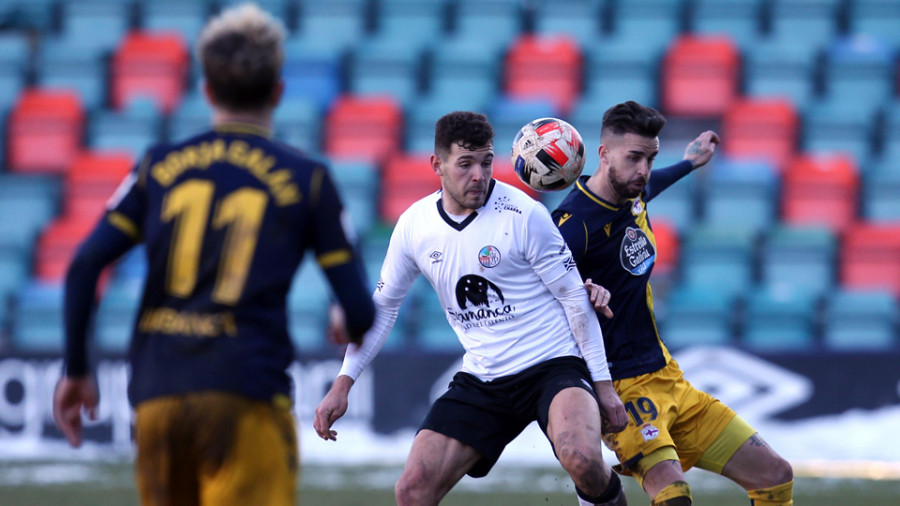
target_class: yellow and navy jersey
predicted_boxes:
[64,122,374,405]
[552,161,693,380]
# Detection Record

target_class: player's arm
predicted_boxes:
[645,130,720,201]
[313,213,420,441]
[307,165,375,344]
[55,170,144,447]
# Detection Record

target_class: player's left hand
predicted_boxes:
[683,130,720,170]
[52,375,99,447]
[585,278,614,318]
[326,303,351,346]
[594,380,627,434]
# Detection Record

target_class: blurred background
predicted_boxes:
[0,0,899,491]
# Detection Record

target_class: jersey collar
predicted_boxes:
[436,179,496,231]
[576,177,619,211]
[213,121,273,138]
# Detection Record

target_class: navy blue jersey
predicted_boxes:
[64,122,374,406]
[552,161,693,380]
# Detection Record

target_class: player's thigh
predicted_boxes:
[135,396,199,506]
[400,429,482,494]
[670,382,741,471]
[199,395,298,506]
[545,387,604,456]
[719,429,792,490]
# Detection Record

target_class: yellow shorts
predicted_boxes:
[135,391,298,506]
[602,359,754,477]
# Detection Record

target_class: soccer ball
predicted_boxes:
[511,117,586,192]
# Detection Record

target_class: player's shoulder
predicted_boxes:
[395,189,443,227]
[489,179,545,214]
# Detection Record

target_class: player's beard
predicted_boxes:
[608,165,645,201]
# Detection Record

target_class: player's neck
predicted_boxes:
[585,173,625,206]
[211,108,273,133]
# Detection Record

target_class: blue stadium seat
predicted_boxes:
[61,0,132,53]
[822,289,897,350]
[581,36,660,110]
[849,0,900,49]
[426,36,504,114]
[703,158,778,234]
[348,35,428,107]
[801,97,878,164]
[742,39,817,109]
[273,98,321,155]
[453,0,524,49]
[168,90,212,141]
[94,279,142,353]
[768,0,842,57]
[0,244,30,312]
[10,281,65,353]
[611,0,686,55]
[35,36,108,110]
[376,0,447,48]
[487,96,560,155]
[281,37,344,110]
[862,169,900,222]
[532,0,603,46]
[646,155,701,233]
[879,100,900,163]
[114,244,147,282]
[141,0,211,46]
[659,283,736,349]
[759,225,836,298]
[406,95,468,154]
[412,278,460,351]
[329,160,379,236]
[295,0,369,53]
[0,0,56,31]
[0,173,61,250]
[822,35,895,115]
[89,97,164,157]
[740,284,818,351]
[690,0,763,49]
[680,224,756,298]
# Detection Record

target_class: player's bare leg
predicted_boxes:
[394,429,480,506]
[721,433,794,506]
[642,459,692,505]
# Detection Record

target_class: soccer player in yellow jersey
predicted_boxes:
[53,4,375,505]
[554,101,793,506]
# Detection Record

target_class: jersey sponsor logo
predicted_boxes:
[557,212,572,226]
[478,245,501,268]
[376,279,385,292]
[448,275,515,330]
[620,227,656,276]
[640,423,660,441]
[493,195,522,214]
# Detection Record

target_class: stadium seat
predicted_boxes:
[611,0,687,55]
[580,36,661,110]
[168,90,212,141]
[661,35,741,117]
[35,36,107,111]
[89,97,164,157]
[0,173,61,250]
[659,283,735,349]
[849,0,900,48]
[822,289,897,351]
[379,154,439,224]
[648,217,679,294]
[532,0,602,46]
[141,0,211,45]
[0,244,30,313]
[862,169,900,222]
[882,100,900,163]
[721,98,798,172]
[742,39,817,109]
[330,160,380,236]
[760,225,836,298]
[295,0,369,53]
[281,37,343,110]
[453,0,524,49]
[33,216,98,283]
[273,98,321,155]
[781,153,859,233]
[645,154,701,233]
[822,35,895,116]
[703,158,779,234]
[63,150,134,224]
[487,96,560,156]
[9,281,65,352]
[324,94,404,164]
[110,31,190,114]
[740,284,818,351]
[503,34,583,115]
[689,0,763,49]
[679,224,756,298]
[492,157,539,200]
[801,98,879,165]
[425,36,503,113]
[376,0,447,49]
[348,35,428,107]
[7,88,85,174]
[411,277,459,351]
[768,0,842,57]
[840,222,900,297]
[94,278,142,353]
[61,0,131,53]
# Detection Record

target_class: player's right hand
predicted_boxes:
[313,375,354,441]
[52,376,99,447]
[585,278,614,319]
[594,380,627,434]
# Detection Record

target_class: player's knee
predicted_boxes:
[650,480,692,506]
[394,470,431,505]
[558,444,607,491]
[766,455,793,486]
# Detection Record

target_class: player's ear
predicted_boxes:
[430,153,443,176]
[599,144,609,165]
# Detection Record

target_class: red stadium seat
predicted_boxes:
[492,158,539,200]
[325,94,403,164]
[650,218,679,277]
[380,154,437,223]
[840,222,900,297]
[781,153,859,233]
[504,35,582,115]
[662,35,740,117]
[7,88,84,174]
[111,31,189,113]
[722,97,799,172]
[34,216,97,282]
[64,150,135,223]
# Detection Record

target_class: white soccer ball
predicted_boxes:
[511,117,586,192]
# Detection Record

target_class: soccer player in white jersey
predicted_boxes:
[314,111,629,506]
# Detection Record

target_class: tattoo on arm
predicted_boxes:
[687,142,703,157]
[749,433,770,448]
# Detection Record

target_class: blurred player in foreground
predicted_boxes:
[52,3,375,505]
[554,101,793,506]
[314,111,629,506]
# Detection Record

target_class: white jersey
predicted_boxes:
[340,180,610,382]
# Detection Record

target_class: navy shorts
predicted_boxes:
[419,356,598,478]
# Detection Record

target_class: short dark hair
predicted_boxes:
[601,101,667,140]
[198,3,284,111]
[434,111,494,157]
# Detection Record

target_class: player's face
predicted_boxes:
[432,142,493,214]
[601,132,659,202]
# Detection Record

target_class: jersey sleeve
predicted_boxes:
[523,203,578,286]
[307,165,375,340]
[644,160,693,202]
[553,208,588,265]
